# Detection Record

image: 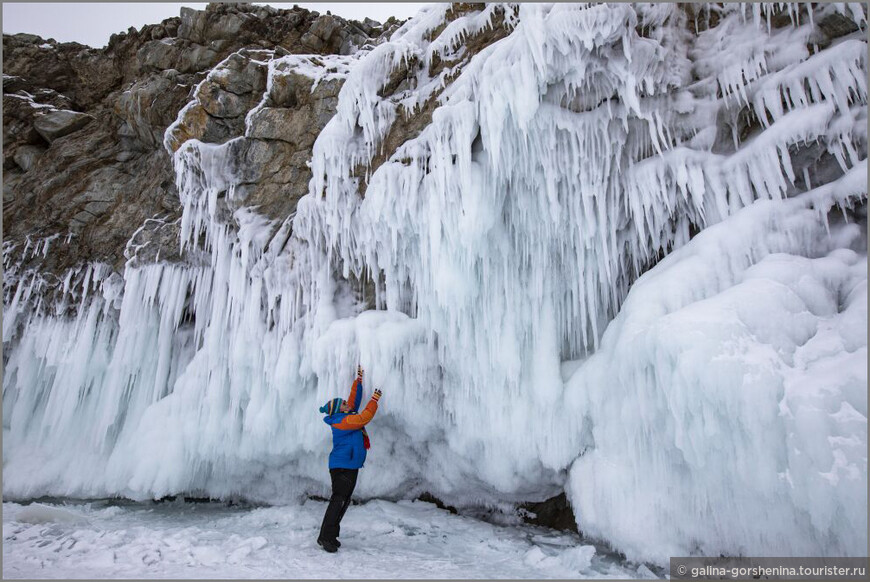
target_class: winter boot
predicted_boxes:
[317,537,338,553]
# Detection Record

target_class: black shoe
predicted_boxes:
[317,537,338,553]
[335,539,341,548]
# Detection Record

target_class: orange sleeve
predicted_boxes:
[347,378,360,411]
[331,398,378,430]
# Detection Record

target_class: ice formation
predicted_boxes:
[3,2,867,565]
[566,163,868,562]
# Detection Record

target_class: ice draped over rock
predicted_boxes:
[2,3,867,565]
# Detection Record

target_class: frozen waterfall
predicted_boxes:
[3,2,866,565]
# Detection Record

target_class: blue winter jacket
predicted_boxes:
[323,378,378,470]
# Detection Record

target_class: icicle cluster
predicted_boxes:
[299,1,867,508]
[3,2,866,564]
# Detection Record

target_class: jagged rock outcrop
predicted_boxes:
[2,2,396,280]
[162,51,350,226]
[32,109,95,142]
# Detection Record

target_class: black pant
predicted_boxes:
[319,468,358,541]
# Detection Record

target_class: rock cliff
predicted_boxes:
[3,2,395,279]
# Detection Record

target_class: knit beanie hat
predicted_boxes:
[319,398,344,415]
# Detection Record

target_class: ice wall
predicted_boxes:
[3,2,867,565]
[566,164,868,562]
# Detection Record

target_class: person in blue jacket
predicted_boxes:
[317,365,382,552]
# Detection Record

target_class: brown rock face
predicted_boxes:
[113,69,195,149]
[32,109,95,142]
[3,2,389,288]
[162,48,351,231]
[164,48,271,151]
[247,73,343,149]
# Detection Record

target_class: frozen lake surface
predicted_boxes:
[2,499,656,579]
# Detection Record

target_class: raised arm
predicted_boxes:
[347,366,363,412]
[331,391,381,430]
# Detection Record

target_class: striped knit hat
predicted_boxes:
[319,398,344,415]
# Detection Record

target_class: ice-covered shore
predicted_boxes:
[2,500,651,579]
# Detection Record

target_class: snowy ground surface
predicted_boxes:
[2,499,654,579]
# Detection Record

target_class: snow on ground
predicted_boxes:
[2,499,653,579]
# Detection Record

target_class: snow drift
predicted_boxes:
[3,2,867,565]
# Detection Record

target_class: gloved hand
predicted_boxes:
[372,389,382,402]
[357,365,364,378]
